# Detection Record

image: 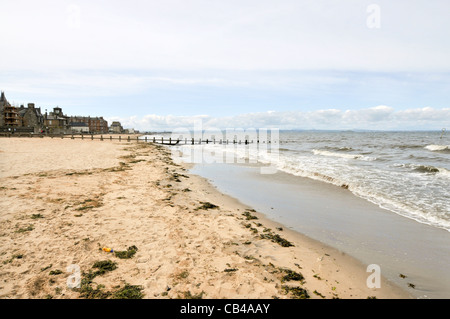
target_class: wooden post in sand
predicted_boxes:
[100,135,103,141]
[119,136,121,142]
[127,136,130,142]
[110,136,112,141]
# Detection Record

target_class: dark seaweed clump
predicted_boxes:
[195,202,219,210]
[281,269,304,283]
[112,284,144,299]
[282,286,310,299]
[242,211,258,220]
[114,245,138,259]
[260,233,294,247]
[76,260,144,299]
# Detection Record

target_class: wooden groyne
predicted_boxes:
[0,133,283,145]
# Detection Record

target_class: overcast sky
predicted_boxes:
[1,0,449,130]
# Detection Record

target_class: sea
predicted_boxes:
[143,130,450,297]
[159,130,449,232]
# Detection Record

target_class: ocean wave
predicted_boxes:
[323,146,355,152]
[425,144,450,153]
[412,165,440,174]
[275,164,350,190]
[395,144,425,149]
[438,168,450,179]
[403,164,450,178]
[312,149,376,161]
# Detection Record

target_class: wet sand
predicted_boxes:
[0,138,410,299]
[190,162,450,299]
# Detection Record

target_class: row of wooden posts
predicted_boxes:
[0,133,279,144]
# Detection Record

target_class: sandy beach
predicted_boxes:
[0,137,411,299]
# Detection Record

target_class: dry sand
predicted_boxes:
[0,137,411,299]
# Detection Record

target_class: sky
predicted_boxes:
[1,0,449,131]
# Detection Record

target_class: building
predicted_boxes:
[69,116,108,134]
[0,91,20,130]
[124,128,136,134]
[18,103,44,133]
[69,122,89,133]
[1,91,110,134]
[109,121,124,134]
[44,107,70,134]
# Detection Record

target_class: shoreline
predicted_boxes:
[189,161,450,299]
[186,165,412,299]
[0,138,411,299]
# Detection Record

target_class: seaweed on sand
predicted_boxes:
[195,202,219,211]
[260,232,294,247]
[282,285,310,299]
[114,245,138,259]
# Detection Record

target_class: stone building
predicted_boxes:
[44,107,70,134]
[1,91,111,134]
[18,103,44,133]
[109,121,124,134]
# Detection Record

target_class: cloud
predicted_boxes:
[342,105,394,123]
[1,1,449,72]
[108,106,450,131]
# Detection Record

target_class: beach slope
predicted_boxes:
[0,138,409,299]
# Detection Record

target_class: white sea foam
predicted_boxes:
[425,144,450,152]
[438,167,450,179]
[168,131,450,232]
[312,149,376,161]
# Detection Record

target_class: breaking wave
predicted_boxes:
[312,149,376,161]
[425,144,450,153]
